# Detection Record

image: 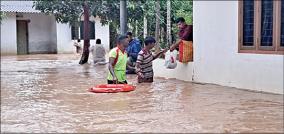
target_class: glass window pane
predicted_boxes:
[80,21,95,39]
[80,21,84,39]
[261,0,274,46]
[281,1,284,46]
[243,1,254,46]
[71,25,79,40]
[89,21,95,39]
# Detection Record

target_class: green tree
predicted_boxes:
[33,0,193,61]
[155,0,161,53]
[171,0,193,42]
[33,0,122,64]
[33,0,146,50]
[167,0,172,48]
[132,0,192,49]
[0,11,5,23]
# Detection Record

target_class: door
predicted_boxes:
[17,20,29,55]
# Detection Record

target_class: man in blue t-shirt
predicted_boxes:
[126,32,142,74]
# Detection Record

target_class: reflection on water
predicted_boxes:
[1,54,283,133]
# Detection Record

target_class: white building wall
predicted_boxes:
[193,1,283,94]
[17,13,57,53]
[154,1,283,94]
[1,13,57,55]
[57,17,110,54]
[94,17,110,51]
[153,59,193,81]
[0,12,17,55]
[56,23,74,53]
[1,1,110,55]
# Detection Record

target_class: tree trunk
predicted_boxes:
[120,0,127,35]
[135,20,138,37]
[109,22,117,49]
[161,27,164,47]
[143,15,147,38]
[79,2,90,64]
[155,0,160,54]
[167,0,172,48]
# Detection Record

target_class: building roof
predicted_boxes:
[1,1,40,13]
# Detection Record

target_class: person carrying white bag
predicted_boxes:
[165,50,178,69]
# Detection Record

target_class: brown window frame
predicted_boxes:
[238,0,284,55]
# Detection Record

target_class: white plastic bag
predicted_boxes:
[164,50,177,69]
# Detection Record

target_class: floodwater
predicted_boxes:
[1,54,283,133]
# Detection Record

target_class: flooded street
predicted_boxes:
[1,54,283,133]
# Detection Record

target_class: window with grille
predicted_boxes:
[243,1,254,46]
[71,21,95,40]
[71,25,79,40]
[239,0,284,54]
[80,21,95,40]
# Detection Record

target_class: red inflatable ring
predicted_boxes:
[89,84,136,93]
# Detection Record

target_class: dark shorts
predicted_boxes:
[107,80,128,84]
[138,77,153,83]
[126,69,136,74]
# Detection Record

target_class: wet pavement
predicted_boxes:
[1,54,283,133]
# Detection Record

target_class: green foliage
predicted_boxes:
[171,0,193,42]
[33,0,193,48]
[141,0,193,47]
[172,0,193,24]
[0,11,5,23]
[33,1,84,26]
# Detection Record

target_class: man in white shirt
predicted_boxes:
[89,39,107,65]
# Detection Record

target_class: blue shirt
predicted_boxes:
[126,38,142,62]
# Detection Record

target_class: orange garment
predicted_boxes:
[178,40,193,63]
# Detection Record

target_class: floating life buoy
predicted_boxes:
[89,84,136,93]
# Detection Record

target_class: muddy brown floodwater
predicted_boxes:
[1,54,283,133]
